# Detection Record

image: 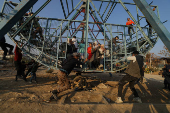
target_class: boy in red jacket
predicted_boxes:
[14,45,27,81]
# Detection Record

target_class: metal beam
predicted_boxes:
[11,0,51,40]
[85,0,90,63]
[60,0,67,19]
[0,0,38,39]
[133,0,170,50]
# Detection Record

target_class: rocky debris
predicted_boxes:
[46,69,54,73]
[8,98,16,101]
[71,98,76,103]
[105,81,119,87]
[71,76,88,90]
[42,93,52,101]
[97,83,108,89]
[0,60,5,65]
[30,94,37,100]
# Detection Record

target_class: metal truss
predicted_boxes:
[0,0,169,72]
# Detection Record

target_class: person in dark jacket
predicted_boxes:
[162,59,170,90]
[25,59,35,77]
[0,36,14,60]
[49,53,85,101]
[108,36,121,53]
[115,51,144,103]
[63,39,76,58]
[30,62,41,83]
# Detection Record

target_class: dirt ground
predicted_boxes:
[0,63,170,113]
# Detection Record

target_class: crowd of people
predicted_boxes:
[61,36,107,70]
[49,35,145,104]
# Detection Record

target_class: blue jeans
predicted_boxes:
[100,58,104,65]
[30,72,36,82]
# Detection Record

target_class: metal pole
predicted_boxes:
[60,0,67,19]
[136,26,139,51]
[110,25,113,72]
[104,23,106,72]
[136,6,140,25]
[56,20,63,69]
[85,0,90,70]
[124,27,127,58]
[1,0,7,13]
[156,6,160,20]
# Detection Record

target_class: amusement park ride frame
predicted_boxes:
[0,0,170,72]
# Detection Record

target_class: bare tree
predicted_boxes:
[145,52,160,67]
[159,46,170,57]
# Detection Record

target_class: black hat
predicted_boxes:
[115,36,119,39]
[73,36,76,38]
[132,51,140,55]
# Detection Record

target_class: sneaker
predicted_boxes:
[115,97,123,104]
[98,64,103,68]
[133,97,142,103]
[29,81,32,83]
[51,90,58,100]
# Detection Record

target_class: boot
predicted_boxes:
[8,50,13,55]
[2,56,8,60]
[133,97,142,103]
[99,64,103,68]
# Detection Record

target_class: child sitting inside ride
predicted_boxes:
[79,39,85,60]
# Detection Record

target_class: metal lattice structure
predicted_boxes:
[0,0,170,72]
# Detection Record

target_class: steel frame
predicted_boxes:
[0,0,168,72]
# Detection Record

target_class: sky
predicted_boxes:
[0,0,170,56]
